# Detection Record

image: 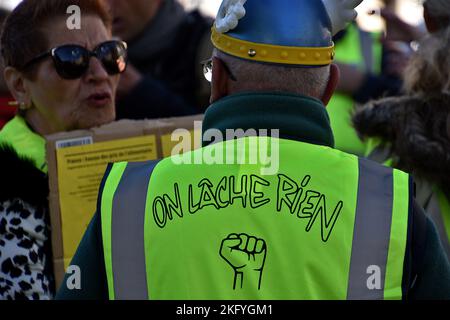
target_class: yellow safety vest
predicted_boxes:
[99,136,410,300]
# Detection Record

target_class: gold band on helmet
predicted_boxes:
[211,27,335,66]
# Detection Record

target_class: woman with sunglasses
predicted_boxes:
[0,0,127,299]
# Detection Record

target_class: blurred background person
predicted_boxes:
[0,0,126,299]
[383,0,396,10]
[353,0,450,259]
[0,7,14,129]
[105,0,213,120]
[327,0,425,156]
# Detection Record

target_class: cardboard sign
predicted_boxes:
[45,115,203,288]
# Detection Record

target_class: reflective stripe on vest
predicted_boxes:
[348,160,409,299]
[100,137,409,300]
[366,142,450,259]
[101,160,160,300]
[327,24,382,156]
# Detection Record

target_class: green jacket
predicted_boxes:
[57,93,450,300]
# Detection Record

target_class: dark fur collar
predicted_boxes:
[353,94,450,193]
[0,144,49,208]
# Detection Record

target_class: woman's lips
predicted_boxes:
[87,92,112,108]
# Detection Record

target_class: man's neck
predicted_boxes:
[203,92,335,148]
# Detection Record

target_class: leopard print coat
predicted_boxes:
[0,145,54,299]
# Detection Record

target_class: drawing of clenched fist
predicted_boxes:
[220,233,267,290]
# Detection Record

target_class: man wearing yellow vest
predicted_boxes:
[327,17,410,156]
[327,21,383,156]
[58,0,450,300]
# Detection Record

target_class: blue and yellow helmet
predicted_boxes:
[212,0,363,66]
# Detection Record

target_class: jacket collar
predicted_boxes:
[0,116,47,173]
[202,92,334,148]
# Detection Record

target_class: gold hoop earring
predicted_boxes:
[7,101,19,107]
[19,102,30,111]
[8,101,31,111]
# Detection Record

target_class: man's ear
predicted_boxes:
[210,56,230,104]
[4,67,31,106]
[321,63,340,106]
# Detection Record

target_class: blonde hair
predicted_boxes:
[403,26,450,96]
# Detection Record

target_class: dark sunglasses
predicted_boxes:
[22,40,128,80]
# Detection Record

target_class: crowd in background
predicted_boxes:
[0,0,448,300]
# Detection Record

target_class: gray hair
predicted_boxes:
[215,49,330,100]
